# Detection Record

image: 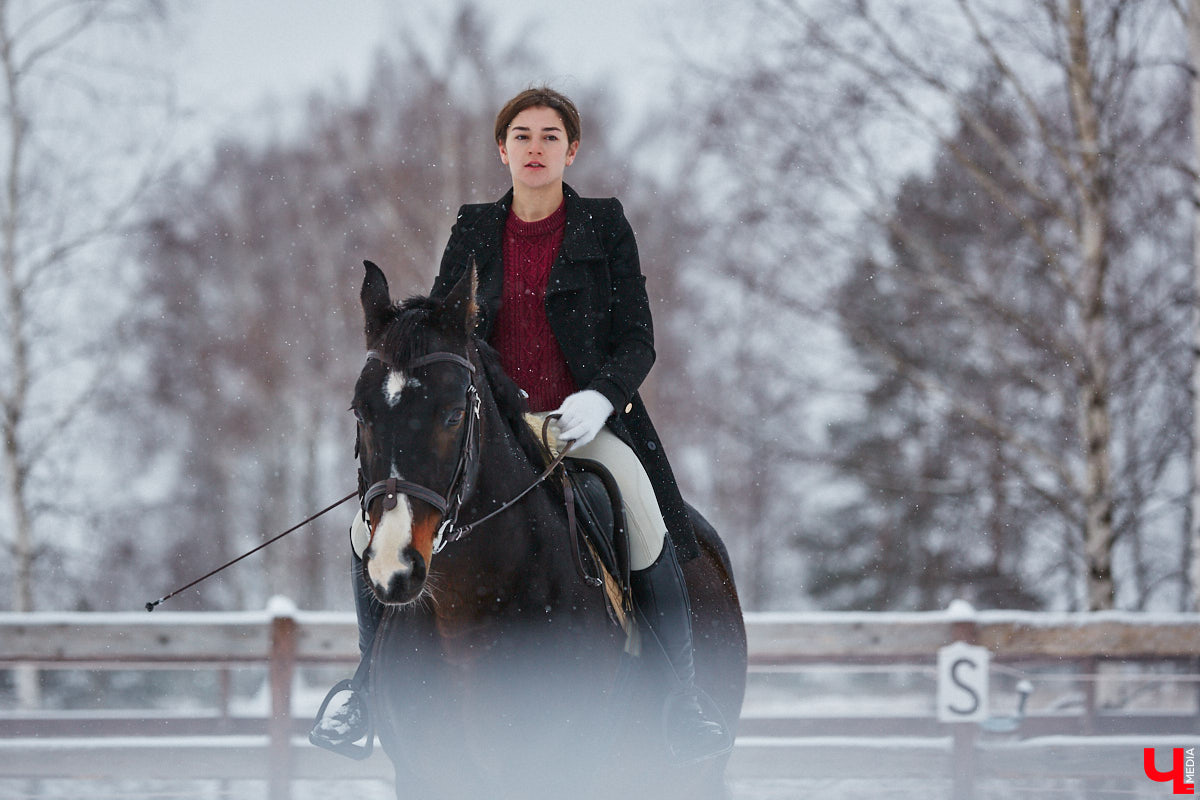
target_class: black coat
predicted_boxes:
[431,184,698,560]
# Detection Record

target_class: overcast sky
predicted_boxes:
[171,0,736,147]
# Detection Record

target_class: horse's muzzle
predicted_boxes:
[362,497,438,604]
[365,544,427,605]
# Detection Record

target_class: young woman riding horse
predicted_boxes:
[311,87,731,765]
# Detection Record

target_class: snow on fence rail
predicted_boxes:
[1,600,1198,799]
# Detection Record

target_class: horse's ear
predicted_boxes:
[361,260,392,343]
[440,261,478,335]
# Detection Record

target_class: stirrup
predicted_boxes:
[662,686,734,765]
[308,678,375,760]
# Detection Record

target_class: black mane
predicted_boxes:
[376,296,441,368]
[473,337,550,471]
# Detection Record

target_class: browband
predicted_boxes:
[366,349,475,374]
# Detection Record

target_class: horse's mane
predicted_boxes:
[472,338,551,471]
[379,295,548,472]
[377,296,440,369]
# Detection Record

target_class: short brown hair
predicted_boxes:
[494,87,581,146]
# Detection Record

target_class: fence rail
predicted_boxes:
[2,601,1198,799]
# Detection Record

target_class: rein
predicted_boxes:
[440,415,575,548]
[357,350,575,555]
[145,349,588,611]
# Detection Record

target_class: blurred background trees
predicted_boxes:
[679,0,1192,611]
[1,0,1197,619]
[0,0,174,706]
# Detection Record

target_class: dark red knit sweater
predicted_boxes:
[490,201,578,412]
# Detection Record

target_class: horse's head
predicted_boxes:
[354,260,480,605]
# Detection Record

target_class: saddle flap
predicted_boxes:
[564,457,629,590]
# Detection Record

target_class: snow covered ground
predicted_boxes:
[0,770,1185,798]
[1,665,1195,799]
[2,607,1197,797]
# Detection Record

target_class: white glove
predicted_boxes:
[555,390,614,449]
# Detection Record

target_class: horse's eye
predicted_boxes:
[445,408,466,428]
[351,405,367,424]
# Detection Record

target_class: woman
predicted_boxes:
[312,87,729,764]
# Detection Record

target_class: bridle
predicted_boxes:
[358,347,575,555]
[358,348,482,553]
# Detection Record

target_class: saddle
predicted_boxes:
[526,414,638,648]
[563,458,632,618]
[565,458,640,652]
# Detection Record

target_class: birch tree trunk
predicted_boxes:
[0,0,171,705]
[0,0,39,709]
[1065,0,1116,610]
[1188,0,1200,611]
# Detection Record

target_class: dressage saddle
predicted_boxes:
[561,456,635,631]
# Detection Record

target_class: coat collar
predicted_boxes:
[482,184,603,263]
[471,183,602,339]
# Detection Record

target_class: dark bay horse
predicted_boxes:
[353,261,746,800]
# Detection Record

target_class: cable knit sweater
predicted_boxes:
[489,200,578,411]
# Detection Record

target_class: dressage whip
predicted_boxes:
[144,490,358,612]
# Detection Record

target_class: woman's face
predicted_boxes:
[498,105,578,192]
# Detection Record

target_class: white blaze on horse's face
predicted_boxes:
[384,370,421,407]
[366,484,416,591]
[363,368,438,603]
[384,371,405,407]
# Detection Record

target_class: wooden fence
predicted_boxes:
[1,600,1198,799]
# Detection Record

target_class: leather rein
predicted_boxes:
[358,348,574,555]
[144,347,586,612]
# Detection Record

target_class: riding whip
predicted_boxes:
[144,490,358,611]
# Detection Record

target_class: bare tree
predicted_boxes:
[682,0,1189,610]
[1184,0,1200,611]
[0,0,173,707]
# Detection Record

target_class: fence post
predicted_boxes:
[1081,655,1098,735]
[268,597,298,800]
[218,668,233,734]
[948,600,979,800]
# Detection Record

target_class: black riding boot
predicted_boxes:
[308,549,381,759]
[631,541,733,763]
